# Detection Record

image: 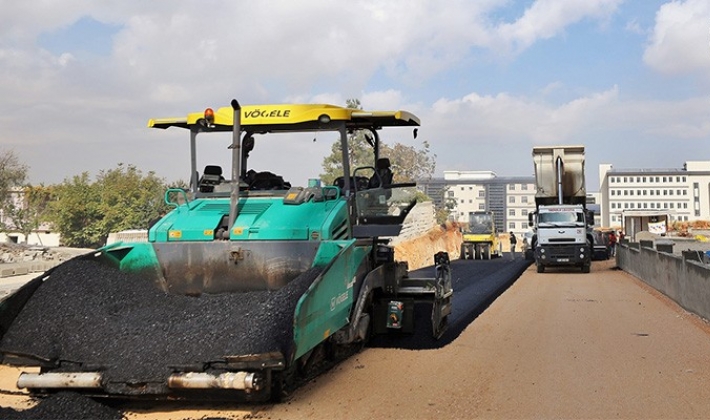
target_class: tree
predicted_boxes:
[0,150,58,244]
[320,99,436,185]
[95,163,168,236]
[48,164,170,248]
[47,172,104,248]
[0,150,27,232]
[0,149,27,199]
[434,186,457,224]
[1,185,53,244]
[380,141,436,183]
[435,207,451,225]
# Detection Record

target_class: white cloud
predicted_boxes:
[149,84,191,104]
[536,87,619,141]
[426,87,619,149]
[630,96,710,139]
[418,85,710,184]
[0,1,87,43]
[362,90,404,110]
[643,0,710,75]
[0,0,706,189]
[495,0,623,53]
[57,52,75,67]
[0,0,628,111]
[540,81,564,96]
[624,18,645,35]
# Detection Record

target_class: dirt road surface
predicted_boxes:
[3,258,710,419]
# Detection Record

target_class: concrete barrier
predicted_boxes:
[656,242,674,253]
[617,242,710,321]
[0,261,63,278]
[389,202,437,244]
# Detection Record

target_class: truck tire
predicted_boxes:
[537,264,545,273]
[582,264,590,273]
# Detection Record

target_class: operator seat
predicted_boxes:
[368,158,393,189]
[244,170,292,190]
[333,176,370,193]
[199,165,225,193]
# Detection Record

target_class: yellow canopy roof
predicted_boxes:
[148,103,420,132]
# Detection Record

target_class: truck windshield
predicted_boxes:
[468,214,493,234]
[538,211,585,226]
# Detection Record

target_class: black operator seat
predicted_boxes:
[246,170,291,190]
[199,165,225,193]
[369,158,393,189]
[333,176,370,193]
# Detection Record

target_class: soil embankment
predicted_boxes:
[393,221,462,270]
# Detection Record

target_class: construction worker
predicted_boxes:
[509,231,517,259]
[609,230,618,257]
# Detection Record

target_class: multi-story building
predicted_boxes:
[586,192,602,227]
[418,171,536,236]
[420,160,709,237]
[598,161,710,228]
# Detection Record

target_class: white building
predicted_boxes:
[505,181,535,233]
[0,187,60,246]
[598,161,710,228]
[420,170,536,236]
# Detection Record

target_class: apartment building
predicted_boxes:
[598,161,710,228]
[418,171,536,236]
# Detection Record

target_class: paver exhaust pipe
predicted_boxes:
[168,371,261,391]
[17,372,102,389]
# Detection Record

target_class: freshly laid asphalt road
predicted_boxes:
[368,253,531,350]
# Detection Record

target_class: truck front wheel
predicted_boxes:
[581,264,590,273]
[537,264,545,273]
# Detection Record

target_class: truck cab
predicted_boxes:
[530,204,593,272]
[530,145,593,273]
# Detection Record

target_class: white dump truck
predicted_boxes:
[529,146,594,273]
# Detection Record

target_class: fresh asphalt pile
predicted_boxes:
[0,392,124,420]
[0,257,322,385]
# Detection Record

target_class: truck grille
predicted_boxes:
[547,244,580,258]
[548,238,576,243]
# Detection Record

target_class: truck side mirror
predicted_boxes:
[528,212,534,227]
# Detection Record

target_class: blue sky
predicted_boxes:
[1,0,709,191]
